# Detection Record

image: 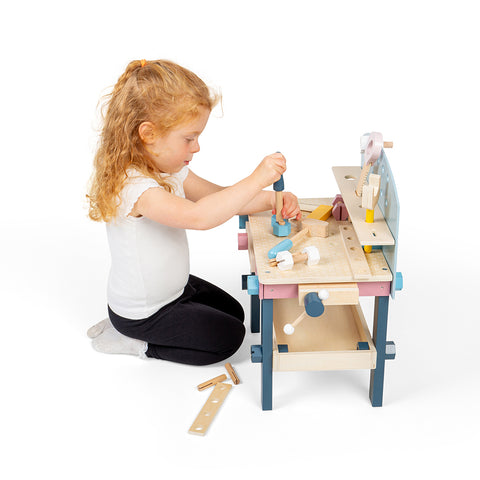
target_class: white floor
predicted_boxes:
[2,218,478,480]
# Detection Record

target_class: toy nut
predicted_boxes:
[271,215,291,237]
[283,324,294,335]
[276,251,294,271]
[302,246,320,266]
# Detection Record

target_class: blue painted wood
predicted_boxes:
[251,293,260,333]
[362,136,401,298]
[304,291,325,317]
[247,275,259,295]
[273,174,284,191]
[369,295,389,406]
[261,299,273,410]
[251,345,263,363]
[238,215,248,229]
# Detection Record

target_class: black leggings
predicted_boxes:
[108,275,245,366]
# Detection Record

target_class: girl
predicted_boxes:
[86,59,301,365]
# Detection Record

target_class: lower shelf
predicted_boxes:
[272,298,377,372]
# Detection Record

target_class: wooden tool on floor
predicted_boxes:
[188,383,232,436]
[197,374,227,391]
[224,363,240,385]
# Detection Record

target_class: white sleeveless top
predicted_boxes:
[106,167,190,319]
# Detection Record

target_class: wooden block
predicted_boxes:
[224,363,240,385]
[197,374,227,391]
[362,174,381,210]
[298,283,359,306]
[300,218,329,237]
[188,383,232,436]
[338,222,372,280]
[306,205,333,221]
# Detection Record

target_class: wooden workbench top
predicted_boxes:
[247,200,392,286]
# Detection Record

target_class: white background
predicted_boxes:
[1,1,479,478]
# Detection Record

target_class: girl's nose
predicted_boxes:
[191,140,200,154]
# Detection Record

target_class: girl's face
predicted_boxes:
[149,107,210,174]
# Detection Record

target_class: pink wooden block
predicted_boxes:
[332,194,343,206]
[238,233,248,250]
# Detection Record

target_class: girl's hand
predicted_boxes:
[272,191,302,221]
[252,152,287,189]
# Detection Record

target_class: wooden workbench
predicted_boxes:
[240,156,401,410]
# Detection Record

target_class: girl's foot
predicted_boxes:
[91,327,148,358]
[86,318,112,339]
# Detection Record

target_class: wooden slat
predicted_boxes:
[337,222,372,280]
[188,383,232,436]
[197,374,227,391]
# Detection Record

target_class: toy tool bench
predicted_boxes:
[238,133,403,410]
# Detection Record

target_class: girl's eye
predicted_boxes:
[185,137,195,142]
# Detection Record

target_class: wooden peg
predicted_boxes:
[224,363,240,385]
[197,374,227,391]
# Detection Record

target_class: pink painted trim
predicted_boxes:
[358,282,390,296]
[259,283,298,299]
[238,233,248,250]
[257,281,391,299]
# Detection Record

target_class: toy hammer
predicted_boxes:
[271,174,292,236]
[267,218,328,259]
[271,152,292,237]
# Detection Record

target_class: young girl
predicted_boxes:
[86,59,301,366]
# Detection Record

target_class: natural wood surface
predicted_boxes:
[247,202,392,286]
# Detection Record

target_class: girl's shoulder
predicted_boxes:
[118,166,189,218]
[125,166,189,185]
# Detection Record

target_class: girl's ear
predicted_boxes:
[138,122,157,144]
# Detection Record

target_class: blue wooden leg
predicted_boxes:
[251,294,260,333]
[369,295,389,407]
[261,299,273,410]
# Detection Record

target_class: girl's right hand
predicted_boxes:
[252,152,287,188]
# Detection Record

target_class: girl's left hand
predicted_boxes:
[272,191,302,221]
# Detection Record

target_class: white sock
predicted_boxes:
[91,327,148,359]
[86,318,112,339]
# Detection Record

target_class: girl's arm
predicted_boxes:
[132,153,286,230]
[184,170,301,219]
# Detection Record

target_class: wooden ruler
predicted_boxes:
[338,222,371,280]
[188,383,232,436]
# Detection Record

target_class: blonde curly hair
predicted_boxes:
[87,59,220,222]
